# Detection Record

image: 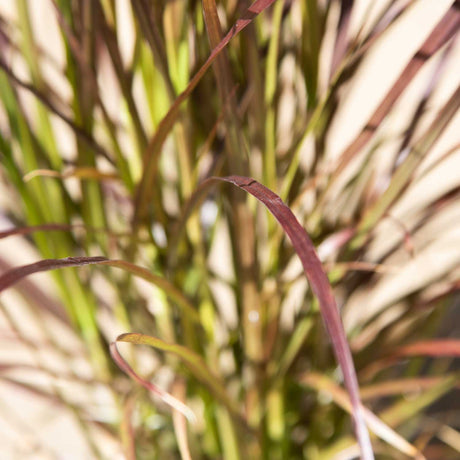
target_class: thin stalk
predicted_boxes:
[202,0,262,431]
[263,0,284,192]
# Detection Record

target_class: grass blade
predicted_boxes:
[0,256,108,292]
[116,332,245,424]
[391,339,460,358]
[134,0,277,225]
[217,176,373,458]
[354,83,460,243]
[309,3,460,229]
[301,372,425,459]
[334,3,459,179]
[0,256,200,324]
[171,175,374,458]
[110,341,196,423]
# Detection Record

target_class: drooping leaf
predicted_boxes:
[110,341,196,423]
[171,175,374,459]
[0,257,199,324]
[0,257,108,292]
[115,332,245,425]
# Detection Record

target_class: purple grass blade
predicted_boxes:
[216,175,374,459]
[0,257,108,293]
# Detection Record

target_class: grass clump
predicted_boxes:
[0,1,459,459]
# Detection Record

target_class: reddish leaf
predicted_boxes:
[329,0,354,80]
[0,256,70,324]
[0,257,199,323]
[392,340,460,358]
[361,339,460,381]
[178,175,374,459]
[0,257,108,292]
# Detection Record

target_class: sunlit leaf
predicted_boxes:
[115,332,245,425]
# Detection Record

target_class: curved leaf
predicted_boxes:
[0,256,199,324]
[0,256,108,291]
[171,175,374,459]
[116,332,245,424]
[110,341,196,423]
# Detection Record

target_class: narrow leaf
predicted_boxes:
[171,378,193,460]
[0,58,112,162]
[0,223,137,241]
[333,4,459,180]
[0,257,108,292]
[361,340,460,381]
[134,0,277,225]
[0,223,76,239]
[110,341,196,423]
[391,339,460,358]
[116,332,244,423]
[355,83,460,240]
[0,257,199,324]
[23,167,119,182]
[360,376,456,401]
[380,374,458,427]
[329,0,354,80]
[301,372,425,459]
[173,175,374,459]
[218,176,373,458]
